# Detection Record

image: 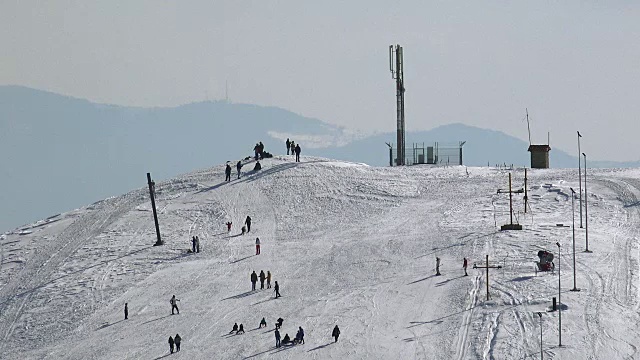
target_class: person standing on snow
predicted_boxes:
[230,323,238,334]
[290,141,295,156]
[170,295,180,315]
[274,281,281,298]
[168,336,175,353]
[174,334,181,351]
[191,236,197,253]
[267,271,272,288]
[226,221,232,232]
[255,237,261,255]
[286,138,291,155]
[294,144,301,162]
[275,328,281,348]
[245,216,252,232]
[251,271,258,291]
[124,303,128,320]
[259,270,266,289]
[196,236,200,253]
[463,257,468,276]
[225,164,232,182]
[332,325,340,342]
[436,257,441,276]
[236,160,242,179]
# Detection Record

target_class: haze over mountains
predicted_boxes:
[1,86,638,232]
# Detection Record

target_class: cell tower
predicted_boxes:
[389,44,405,166]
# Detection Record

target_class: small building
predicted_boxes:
[528,144,551,169]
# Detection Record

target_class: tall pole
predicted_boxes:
[583,153,591,252]
[570,188,580,292]
[389,44,405,166]
[577,131,583,228]
[472,255,502,301]
[556,241,562,347]
[147,173,163,246]
[537,312,543,360]
[509,173,514,225]
[524,168,528,214]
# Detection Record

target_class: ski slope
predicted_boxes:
[1,156,639,359]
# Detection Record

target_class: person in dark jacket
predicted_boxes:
[174,334,181,351]
[267,271,272,288]
[192,236,197,253]
[259,317,267,328]
[282,333,291,345]
[332,325,340,342]
[253,161,262,171]
[230,322,238,334]
[168,336,175,353]
[251,271,258,291]
[245,216,252,232]
[124,303,128,320]
[196,236,200,253]
[276,317,284,329]
[286,138,291,155]
[259,270,266,289]
[256,237,261,255]
[290,141,295,156]
[236,323,245,334]
[225,164,232,182]
[236,160,242,179]
[275,328,281,347]
[258,141,264,159]
[170,295,180,315]
[294,144,301,162]
[295,326,305,344]
[274,281,281,298]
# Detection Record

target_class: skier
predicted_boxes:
[332,325,340,342]
[286,138,291,155]
[436,257,441,276]
[230,322,238,334]
[294,144,301,162]
[236,160,242,179]
[225,164,232,182]
[275,328,281,348]
[274,281,281,298]
[259,317,267,328]
[255,237,261,255]
[295,326,305,344]
[170,295,180,315]
[191,236,197,253]
[245,216,252,232]
[276,317,284,329]
[196,236,200,253]
[251,271,258,291]
[174,333,181,352]
[168,336,175,354]
[463,257,468,276]
[259,270,266,289]
[124,303,128,320]
[236,323,245,334]
[226,221,232,232]
[267,271,272,288]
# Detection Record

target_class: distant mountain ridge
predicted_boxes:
[1,86,638,232]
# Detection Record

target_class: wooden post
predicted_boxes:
[473,255,502,301]
[147,172,163,246]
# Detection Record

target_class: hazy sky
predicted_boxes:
[2,1,639,161]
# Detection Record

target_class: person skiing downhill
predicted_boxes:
[168,336,175,353]
[259,270,266,289]
[332,325,340,342]
[245,216,252,232]
[255,237,261,255]
[267,271,272,288]
[286,138,291,155]
[225,164,232,182]
[251,271,258,291]
[236,160,242,179]
[170,295,180,315]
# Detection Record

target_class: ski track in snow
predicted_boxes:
[2,159,640,359]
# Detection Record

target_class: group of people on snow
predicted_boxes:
[191,236,201,253]
[254,141,265,160]
[285,138,302,162]
[168,334,181,353]
[250,270,273,291]
[434,257,470,276]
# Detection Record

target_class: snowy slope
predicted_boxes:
[1,156,640,359]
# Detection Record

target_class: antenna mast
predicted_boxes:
[526,108,532,146]
[389,44,406,166]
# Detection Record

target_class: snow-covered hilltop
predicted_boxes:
[1,156,639,359]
